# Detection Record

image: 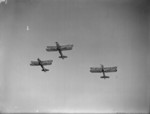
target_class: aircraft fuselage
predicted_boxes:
[56,42,66,59]
[37,58,48,72]
[101,64,109,79]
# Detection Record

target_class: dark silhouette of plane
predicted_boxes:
[46,42,73,59]
[30,58,53,72]
[90,64,117,79]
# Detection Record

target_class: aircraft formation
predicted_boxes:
[30,42,73,72]
[30,42,117,79]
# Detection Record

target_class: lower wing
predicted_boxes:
[60,44,73,51]
[46,46,57,51]
[90,67,102,73]
[104,67,117,73]
[41,60,53,65]
[30,61,39,66]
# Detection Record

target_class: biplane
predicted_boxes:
[46,42,73,59]
[90,64,117,79]
[30,58,53,72]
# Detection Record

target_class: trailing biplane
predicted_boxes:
[90,64,117,79]
[30,58,53,72]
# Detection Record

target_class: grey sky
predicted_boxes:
[0,0,149,113]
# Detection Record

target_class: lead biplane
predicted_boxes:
[90,64,117,79]
[46,42,73,59]
[30,58,53,72]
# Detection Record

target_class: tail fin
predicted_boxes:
[59,55,67,59]
[42,68,49,72]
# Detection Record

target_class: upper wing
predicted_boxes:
[46,46,57,51]
[30,61,39,66]
[41,60,53,65]
[60,44,73,51]
[104,66,117,73]
[90,67,102,73]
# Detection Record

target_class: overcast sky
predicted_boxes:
[0,0,149,113]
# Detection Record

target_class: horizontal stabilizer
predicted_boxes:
[42,69,49,72]
[100,76,109,79]
[59,56,67,59]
